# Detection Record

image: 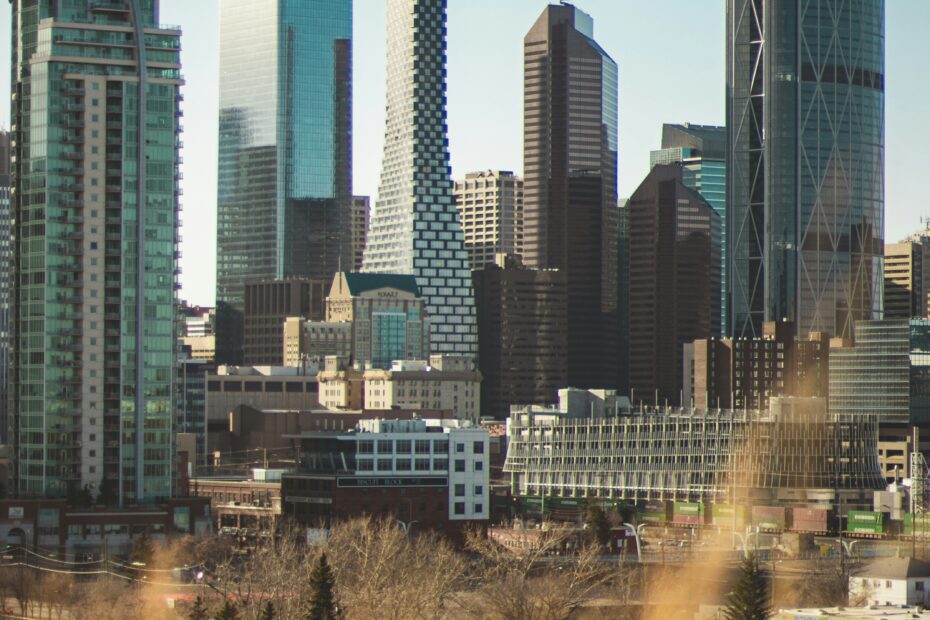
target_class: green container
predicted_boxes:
[710,504,747,527]
[846,523,883,535]
[904,515,930,533]
[674,502,703,516]
[847,511,882,526]
[638,511,667,523]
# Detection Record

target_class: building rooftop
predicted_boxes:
[342,272,421,297]
[775,606,930,618]
[854,557,930,579]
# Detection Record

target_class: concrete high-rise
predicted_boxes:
[523,4,620,389]
[650,123,726,335]
[728,0,885,339]
[454,171,524,270]
[473,255,568,419]
[215,0,353,364]
[0,133,10,444]
[884,241,930,320]
[628,164,721,406]
[351,196,369,272]
[363,0,478,358]
[10,1,182,503]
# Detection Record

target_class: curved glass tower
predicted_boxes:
[363,0,478,358]
[728,0,885,339]
[215,0,352,363]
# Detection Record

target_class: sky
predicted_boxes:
[0,1,926,307]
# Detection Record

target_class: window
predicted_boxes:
[474,485,483,496]
[357,459,374,472]
[474,461,484,472]
[395,458,411,471]
[433,458,448,471]
[433,439,449,453]
[377,459,392,471]
[377,440,393,454]
[473,441,484,454]
[455,459,465,472]
[357,441,374,454]
[454,502,465,515]
[415,440,430,454]
[456,443,465,453]
[455,484,465,497]
[918,581,925,592]
[415,459,430,471]
[474,504,483,514]
[886,581,892,588]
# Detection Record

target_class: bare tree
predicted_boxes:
[461,526,620,620]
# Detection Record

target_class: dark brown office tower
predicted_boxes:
[473,255,568,418]
[242,279,326,366]
[523,4,620,389]
[629,164,721,406]
[684,321,830,410]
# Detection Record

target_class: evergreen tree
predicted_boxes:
[188,596,209,620]
[213,600,239,620]
[130,529,155,566]
[724,554,771,620]
[306,552,338,620]
[259,601,276,620]
[584,501,611,548]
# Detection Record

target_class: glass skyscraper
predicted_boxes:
[215,0,353,363]
[728,0,885,339]
[523,4,620,389]
[10,0,181,503]
[363,0,478,358]
[650,123,726,336]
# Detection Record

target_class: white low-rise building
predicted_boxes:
[849,557,930,608]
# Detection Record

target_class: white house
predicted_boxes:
[849,557,930,607]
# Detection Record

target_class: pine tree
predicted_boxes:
[724,553,771,620]
[188,596,209,620]
[213,600,239,620]
[259,601,276,620]
[306,552,338,620]
[584,501,611,548]
[130,529,155,566]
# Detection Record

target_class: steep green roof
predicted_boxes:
[343,272,421,297]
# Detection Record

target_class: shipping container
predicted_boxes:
[637,501,670,524]
[709,503,747,527]
[673,502,703,516]
[672,514,703,526]
[903,514,930,535]
[846,511,886,535]
[751,505,787,530]
[791,507,831,533]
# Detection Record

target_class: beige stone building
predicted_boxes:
[454,170,524,269]
[318,356,365,410]
[364,355,481,422]
[884,241,930,319]
[283,272,429,369]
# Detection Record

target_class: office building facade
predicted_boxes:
[628,164,721,406]
[884,241,929,320]
[10,1,181,503]
[351,196,369,272]
[284,272,430,369]
[215,0,353,364]
[523,4,620,390]
[728,0,885,339]
[454,171,524,270]
[650,123,727,334]
[472,256,568,419]
[242,279,326,366]
[0,133,11,444]
[363,0,478,358]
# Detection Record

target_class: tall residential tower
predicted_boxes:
[727,0,885,339]
[215,0,353,363]
[10,0,182,503]
[523,4,620,389]
[363,0,478,358]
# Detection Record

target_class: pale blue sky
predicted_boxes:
[0,1,925,306]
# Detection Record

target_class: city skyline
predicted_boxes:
[0,1,925,308]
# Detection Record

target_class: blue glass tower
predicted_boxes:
[651,123,726,336]
[215,0,353,363]
[728,0,885,339]
[363,0,478,358]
